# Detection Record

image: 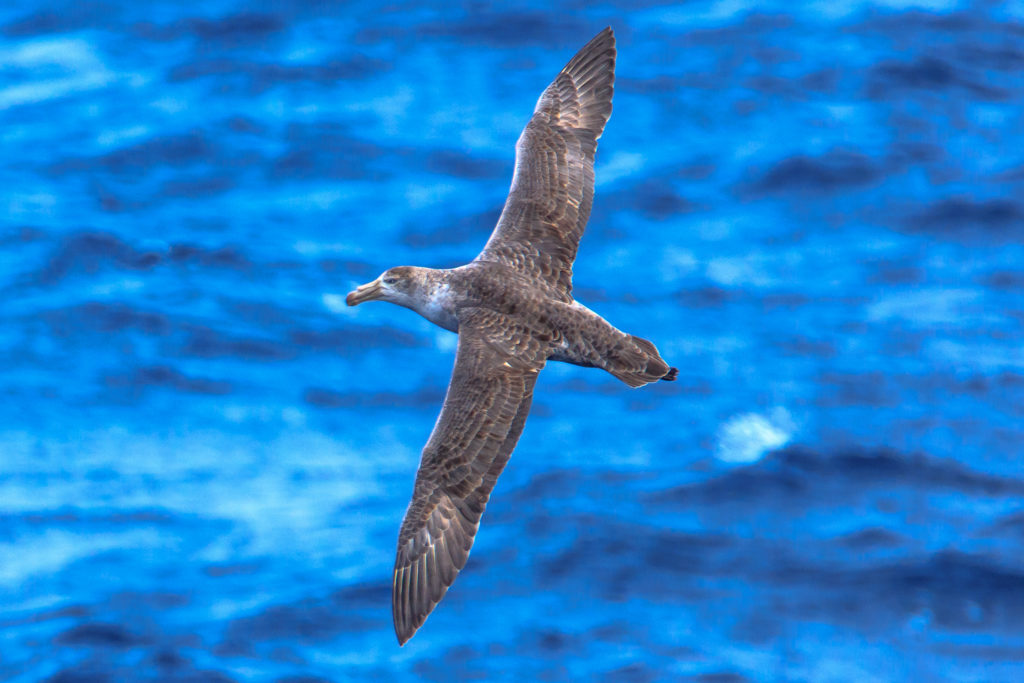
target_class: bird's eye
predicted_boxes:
[383,277,398,286]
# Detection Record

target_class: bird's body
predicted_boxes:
[345,27,677,644]
[357,262,676,385]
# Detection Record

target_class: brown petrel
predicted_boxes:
[346,27,677,644]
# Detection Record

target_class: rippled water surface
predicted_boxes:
[2,1,1023,681]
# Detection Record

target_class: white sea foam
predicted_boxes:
[658,246,699,283]
[0,38,115,111]
[7,192,58,217]
[96,124,150,147]
[716,408,794,463]
[596,151,645,186]
[405,182,458,209]
[322,292,359,316]
[347,85,415,135]
[0,528,161,586]
[867,288,985,326]
[433,329,458,352]
[706,255,777,288]
[294,240,363,257]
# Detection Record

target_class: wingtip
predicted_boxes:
[393,612,418,646]
[394,601,432,646]
[581,26,614,49]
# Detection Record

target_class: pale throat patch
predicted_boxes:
[417,282,458,331]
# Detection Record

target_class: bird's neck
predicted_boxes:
[409,270,459,332]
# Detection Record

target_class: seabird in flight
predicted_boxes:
[346,27,676,644]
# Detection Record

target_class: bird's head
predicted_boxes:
[346,266,419,307]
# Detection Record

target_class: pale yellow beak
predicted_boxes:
[346,278,384,306]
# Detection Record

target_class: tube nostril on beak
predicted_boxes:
[345,278,382,307]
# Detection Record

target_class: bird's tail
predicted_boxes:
[607,335,677,388]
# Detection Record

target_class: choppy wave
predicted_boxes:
[1,0,1022,681]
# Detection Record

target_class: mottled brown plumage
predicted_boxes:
[346,27,678,645]
[478,27,615,302]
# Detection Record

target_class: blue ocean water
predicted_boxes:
[2,0,1023,680]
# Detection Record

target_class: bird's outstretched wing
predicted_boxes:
[475,27,616,303]
[392,308,546,645]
